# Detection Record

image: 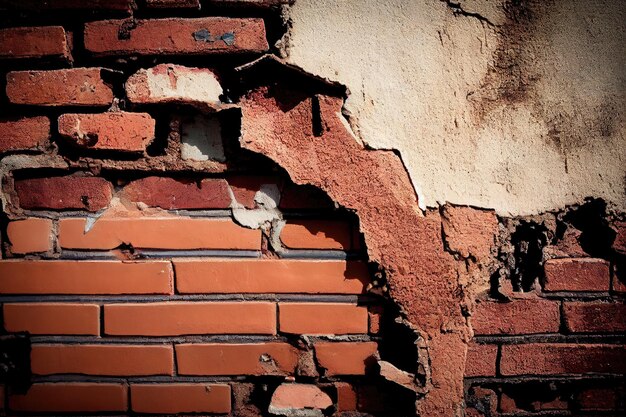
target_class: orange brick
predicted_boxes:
[314,342,378,376]
[9,383,127,412]
[131,384,231,413]
[335,382,357,411]
[279,303,368,335]
[465,343,497,377]
[0,117,50,153]
[3,303,100,335]
[59,217,261,250]
[176,343,298,376]
[563,302,626,333]
[0,260,172,295]
[104,302,276,336]
[84,18,268,56]
[6,218,53,254]
[280,220,352,250]
[31,344,173,376]
[174,259,369,294]
[0,26,70,60]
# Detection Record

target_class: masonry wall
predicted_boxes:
[0,1,624,416]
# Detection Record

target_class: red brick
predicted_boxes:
[6,218,53,254]
[228,176,281,208]
[131,384,230,414]
[0,117,50,153]
[174,259,369,294]
[614,221,626,255]
[543,258,610,292]
[0,260,172,295]
[176,343,298,375]
[58,112,155,152]
[279,183,333,210]
[269,384,332,414]
[577,388,617,410]
[279,303,368,335]
[84,18,268,56]
[3,303,99,335]
[0,26,70,60]
[280,220,353,250]
[368,306,383,335]
[104,302,275,336]
[31,344,173,376]
[314,342,378,376]
[500,343,626,376]
[59,217,261,250]
[123,177,231,209]
[465,343,497,377]
[15,176,112,211]
[563,302,626,333]
[7,0,134,11]
[472,299,560,335]
[335,382,357,411]
[9,383,127,412]
[145,0,200,8]
[6,68,114,106]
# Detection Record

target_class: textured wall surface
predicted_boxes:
[284,0,626,215]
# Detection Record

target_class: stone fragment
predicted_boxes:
[268,383,332,417]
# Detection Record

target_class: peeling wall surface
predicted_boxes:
[283,0,626,215]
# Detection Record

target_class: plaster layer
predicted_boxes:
[283,0,626,215]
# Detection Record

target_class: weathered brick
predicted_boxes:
[126,64,222,106]
[0,117,50,153]
[104,302,276,335]
[335,382,357,411]
[15,176,112,211]
[576,388,618,410]
[59,217,261,250]
[58,112,155,152]
[5,0,134,11]
[131,384,230,414]
[500,343,626,376]
[613,221,626,255]
[3,303,100,335]
[0,260,172,294]
[269,384,332,415]
[6,68,114,106]
[174,259,369,294]
[0,26,70,60]
[280,220,353,250]
[543,258,610,292]
[84,18,268,56]
[314,342,378,376]
[9,383,127,412]
[472,299,560,335]
[6,218,53,254]
[144,0,200,8]
[441,205,498,261]
[123,177,231,209]
[176,343,298,375]
[279,303,368,335]
[465,343,497,377]
[31,344,173,376]
[563,302,626,333]
[228,176,281,208]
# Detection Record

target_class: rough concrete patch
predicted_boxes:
[181,115,226,162]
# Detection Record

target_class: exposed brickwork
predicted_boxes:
[563,302,626,333]
[0,26,70,60]
[278,302,368,334]
[9,383,128,412]
[122,177,231,209]
[6,218,53,254]
[0,117,50,153]
[543,257,610,292]
[130,384,231,414]
[472,299,560,335]
[3,303,100,335]
[280,219,353,250]
[15,176,113,211]
[314,342,378,376]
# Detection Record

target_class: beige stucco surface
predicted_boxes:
[282,0,625,215]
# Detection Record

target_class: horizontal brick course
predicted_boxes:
[9,383,128,412]
[3,303,100,335]
[500,343,626,376]
[176,343,298,376]
[58,112,155,152]
[175,259,369,294]
[0,26,70,60]
[472,299,560,335]
[31,344,173,376]
[6,68,114,106]
[280,220,353,250]
[543,258,610,292]
[131,383,230,413]
[15,176,112,211]
[465,343,497,377]
[6,218,53,254]
[0,260,173,294]
[104,302,276,335]
[84,17,268,56]
[314,342,378,376]
[6,0,134,11]
[123,177,231,209]
[563,302,626,333]
[58,217,261,250]
[0,117,50,153]
[279,303,368,335]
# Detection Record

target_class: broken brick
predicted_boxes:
[268,383,332,417]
